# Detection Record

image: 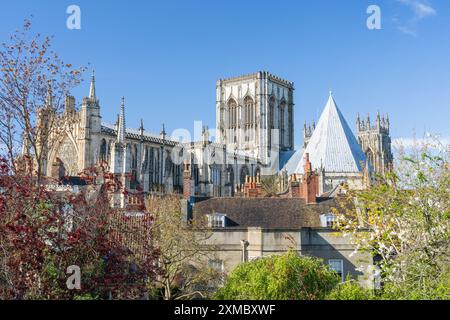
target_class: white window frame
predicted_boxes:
[208,259,224,272]
[328,259,344,282]
[326,215,336,228]
[320,213,337,228]
[207,213,227,228]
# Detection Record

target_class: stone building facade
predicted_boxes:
[216,71,295,164]
[34,71,391,204]
[192,198,377,287]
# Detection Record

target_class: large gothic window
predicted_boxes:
[244,96,254,127]
[280,101,286,147]
[149,148,154,189]
[131,144,138,188]
[366,149,375,172]
[228,98,237,144]
[100,139,107,162]
[243,96,254,146]
[228,99,237,129]
[220,106,225,130]
[55,135,78,176]
[131,145,138,170]
[239,165,250,185]
[269,96,276,129]
[268,96,276,149]
[228,165,234,185]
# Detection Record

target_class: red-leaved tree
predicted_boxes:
[0,159,160,300]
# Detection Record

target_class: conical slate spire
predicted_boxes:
[89,70,96,100]
[286,93,367,174]
[117,96,126,143]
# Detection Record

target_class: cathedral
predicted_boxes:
[34,71,393,205]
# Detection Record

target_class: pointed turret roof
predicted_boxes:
[117,97,126,143]
[285,93,367,174]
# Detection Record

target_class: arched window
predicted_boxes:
[107,140,112,162]
[269,96,276,129]
[228,99,237,129]
[268,96,276,149]
[228,99,237,144]
[240,165,250,185]
[280,101,286,147]
[131,145,138,170]
[228,165,234,185]
[244,96,254,127]
[100,139,107,162]
[366,149,375,171]
[220,106,225,130]
[149,148,154,189]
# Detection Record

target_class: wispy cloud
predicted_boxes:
[395,0,437,36]
[392,134,449,153]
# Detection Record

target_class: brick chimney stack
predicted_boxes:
[302,153,318,204]
[288,153,318,203]
[304,152,312,174]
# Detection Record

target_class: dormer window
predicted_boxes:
[207,213,227,228]
[320,213,337,228]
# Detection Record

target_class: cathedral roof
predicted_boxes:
[284,93,367,174]
[101,123,178,146]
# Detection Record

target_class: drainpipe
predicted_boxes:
[240,240,249,263]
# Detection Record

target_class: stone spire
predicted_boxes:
[117,97,126,144]
[139,118,145,137]
[356,112,361,131]
[89,70,96,101]
[376,111,381,129]
[160,123,166,140]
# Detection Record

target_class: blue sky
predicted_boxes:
[1,0,449,147]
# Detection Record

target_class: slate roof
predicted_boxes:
[192,197,336,229]
[284,93,367,175]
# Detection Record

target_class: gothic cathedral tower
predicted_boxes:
[356,112,393,176]
[216,71,294,165]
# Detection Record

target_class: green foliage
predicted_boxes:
[73,294,98,300]
[260,175,281,197]
[214,251,340,300]
[334,145,450,300]
[327,279,375,300]
[380,269,450,300]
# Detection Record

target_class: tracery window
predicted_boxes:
[269,96,276,129]
[280,101,286,147]
[100,139,107,162]
[228,99,237,129]
[244,96,254,127]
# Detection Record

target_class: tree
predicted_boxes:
[0,18,85,181]
[214,251,340,300]
[260,175,281,197]
[145,194,220,300]
[327,279,376,300]
[333,140,450,300]
[0,160,159,300]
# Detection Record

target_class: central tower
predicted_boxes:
[216,71,294,165]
